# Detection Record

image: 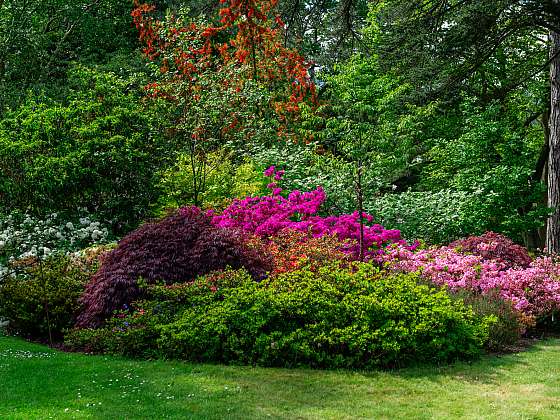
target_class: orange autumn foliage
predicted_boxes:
[131,0,316,131]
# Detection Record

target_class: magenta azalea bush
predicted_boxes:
[207,166,409,259]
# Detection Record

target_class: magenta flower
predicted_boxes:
[211,181,407,260]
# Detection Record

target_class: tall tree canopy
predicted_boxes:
[372,0,560,250]
[0,0,138,112]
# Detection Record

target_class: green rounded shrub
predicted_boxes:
[66,263,493,368]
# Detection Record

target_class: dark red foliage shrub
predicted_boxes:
[76,207,272,328]
[450,232,532,269]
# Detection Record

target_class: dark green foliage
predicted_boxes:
[277,0,370,68]
[373,0,552,103]
[355,0,551,246]
[0,253,96,340]
[416,99,548,244]
[67,264,493,368]
[0,65,168,231]
[0,0,138,112]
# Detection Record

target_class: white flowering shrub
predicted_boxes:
[0,212,111,279]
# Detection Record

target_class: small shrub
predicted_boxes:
[450,232,532,268]
[0,252,99,340]
[75,208,272,328]
[454,289,529,351]
[67,264,493,368]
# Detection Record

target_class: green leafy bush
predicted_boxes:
[0,65,169,232]
[370,190,472,244]
[454,290,529,352]
[370,188,549,245]
[66,263,493,368]
[0,250,107,340]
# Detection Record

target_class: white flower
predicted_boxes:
[66,222,74,230]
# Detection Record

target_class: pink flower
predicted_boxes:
[380,239,560,321]
[264,166,275,177]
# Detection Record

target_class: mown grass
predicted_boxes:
[1,335,559,419]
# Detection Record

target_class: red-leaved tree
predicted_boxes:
[131,0,316,206]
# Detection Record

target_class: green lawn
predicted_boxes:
[1,336,559,419]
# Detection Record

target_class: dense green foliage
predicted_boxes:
[157,151,267,211]
[0,252,101,340]
[66,264,492,368]
[0,66,169,231]
[0,0,138,111]
[365,0,553,246]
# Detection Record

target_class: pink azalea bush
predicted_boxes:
[381,243,560,322]
[209,166,408,259]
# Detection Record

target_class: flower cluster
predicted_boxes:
[0,212,110,279]
[381,238,560,322]
[210,166,408,259]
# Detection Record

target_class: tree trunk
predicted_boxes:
[546,28,560,253]
[356,161,365,262]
